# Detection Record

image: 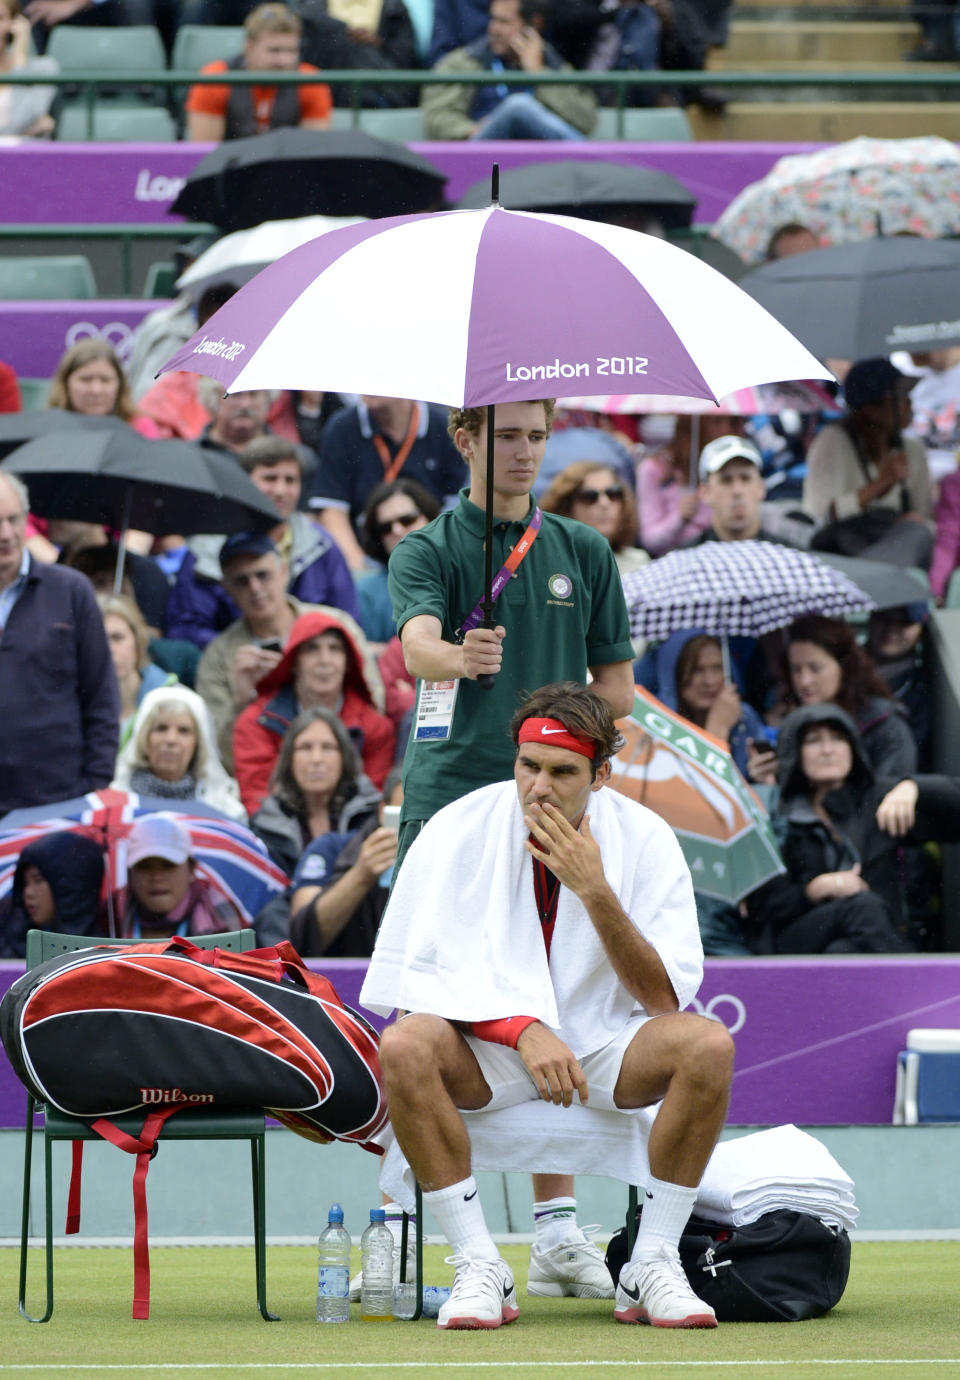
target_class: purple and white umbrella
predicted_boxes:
[161,207,831,407]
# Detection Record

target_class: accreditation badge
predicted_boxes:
[413,678,460,742]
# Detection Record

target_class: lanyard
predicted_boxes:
[371,403,420,483]
[458,506,542,635]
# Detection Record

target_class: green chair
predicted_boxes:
[142,261,179,298]
[16,379,51,412]
[47,23,167,76]
[591,106,694,141]
[17,928,277,1323]
[57,104,177,142]
[358,107,426,142]
[170,24,245,73]
[0,256,97,300]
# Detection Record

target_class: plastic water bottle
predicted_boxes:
[360,1208,394,1321]
[316,1203,351,1323]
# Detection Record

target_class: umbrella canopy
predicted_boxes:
[557,380,837,417]
[454,159,696,231]
[168,128,448,231]
[609,688,784,903]
[0,410,131,464]
[2,430,280,537]
[811,552,930,613]
[711,135,960,265]
[160,207,831,407]
[0,788,288,931]
[621,540,874,643]
[738,237,960,361]
[175,214,366,300]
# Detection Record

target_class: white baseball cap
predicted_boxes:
[698,434,763,482]
[127,815,192,868]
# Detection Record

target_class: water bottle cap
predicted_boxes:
[328,1204,344,1223]
[369,1208,386,1222]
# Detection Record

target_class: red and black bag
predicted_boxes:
[1,936,387,1149]
[1,936,389,1315]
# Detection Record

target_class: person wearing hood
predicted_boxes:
[0,831,104,958]
[233,610,395,816]
[112,684,246,822]
[655,629,768,781]
[742,703,960,954]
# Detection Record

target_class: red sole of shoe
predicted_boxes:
[437,1307,519,1330]
[614,1310,717,1328]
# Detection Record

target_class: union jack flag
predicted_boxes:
[0,788,289,931]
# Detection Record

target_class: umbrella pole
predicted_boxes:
[721,633,732,683]
[114,486,133,594]
[477,402,496,692]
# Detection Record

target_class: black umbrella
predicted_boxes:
[810,552,930,612]
[2,430,279,588]
[739,237,960,360]
[454,158,696,231]
[0,410,131,463]
[169,128,448,231]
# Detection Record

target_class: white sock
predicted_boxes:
[533,1197,579,1249]
[631,1177,698,1263]
[383,1201,414,1254]
[423,1177,498,1261]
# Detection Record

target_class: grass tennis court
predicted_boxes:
[2,1241,959,1378]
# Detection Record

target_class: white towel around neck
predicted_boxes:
[360,780,703,1057]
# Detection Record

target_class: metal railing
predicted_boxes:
[5,64,960,139]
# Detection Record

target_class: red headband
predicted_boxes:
[517,717,595,759]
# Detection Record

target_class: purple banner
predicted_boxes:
[0,300,158,379]
[2,955,958,1129]
[1,141,830,228]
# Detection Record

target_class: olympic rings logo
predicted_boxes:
[64,320,135,364]
[688,993,746,1035]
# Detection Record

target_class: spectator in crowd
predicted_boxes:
[866,603,930,753]
[166,437,357,650]
[690,434,783,546]
[761,613,918,783]
[355,478,441,648]
[805,357,933,568]
[193,531,379,770]
[765,222,819,261]
[98,593,178,746]
[421,0,596,141]
[195,379,275,461]
[297,0,420,108]
[429,0,486,63]
[742,703,960,953]
[185,2,332,140]
[47,339,155,435]
[929,464,960,602]
[905,347,960,455]
[178,1,258,23]
[0,832,105,958]
[0,0,57,136]
[63,533,172,635]
[0,359,20,411]
[118,814,246,940]
[113,684,247,820]
[233,609,395,814]
[635,415,711,555]
[539,459,648,577]
[288,764,402,957]
[25,0,159,48]
[250,704,380,877]
[580,0,663,109]
[0,472,119,814]
[309,395,467,571]
[657,629,767,780]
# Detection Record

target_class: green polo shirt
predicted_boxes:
[388,490,634,822]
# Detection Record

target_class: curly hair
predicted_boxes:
[47,339,135,422]
[510,680,625,777]
[270,706,362,824]
[447,399,556,443]
[539,460,638,553]
[360,477,441,565]
[782,614,893,717]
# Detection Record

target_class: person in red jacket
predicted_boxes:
[232,609,394,815]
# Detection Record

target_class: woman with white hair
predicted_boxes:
[112,684,246,821]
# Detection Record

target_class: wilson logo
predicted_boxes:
[140,1088,215,1105]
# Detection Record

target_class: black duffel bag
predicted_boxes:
[605,1208,851,1322]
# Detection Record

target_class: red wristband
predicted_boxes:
[470,1016,538,1049]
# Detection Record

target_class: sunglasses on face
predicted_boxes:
[575,485,624,505]
[373,511,421,540]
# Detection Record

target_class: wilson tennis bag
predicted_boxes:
[605,1207,851,1322]
[1,937,388,1316]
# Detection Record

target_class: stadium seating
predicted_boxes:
[0,256,97,300]
[170,25,245,74]
[591,107,694,141]
[56,105,177,142]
